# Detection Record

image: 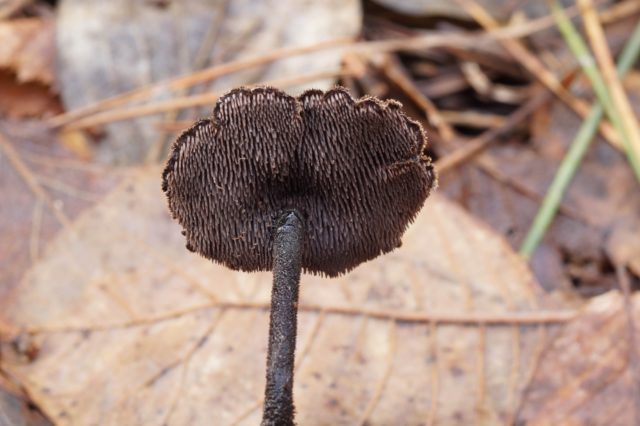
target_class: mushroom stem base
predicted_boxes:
[262,211,304,426]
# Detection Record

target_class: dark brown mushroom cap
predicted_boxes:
[162,86,436,277]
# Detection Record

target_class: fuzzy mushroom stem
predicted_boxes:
[262,211,304,426]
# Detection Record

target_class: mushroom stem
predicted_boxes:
[262,211,304,426]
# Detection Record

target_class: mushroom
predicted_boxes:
[162,86,436,425]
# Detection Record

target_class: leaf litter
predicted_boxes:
[1,0,640,424]
[0,167,576,425]
[518,289,640,425]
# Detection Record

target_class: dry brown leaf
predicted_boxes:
[0,71,62,119]
[517,291,640,425]
[0,18,55,85]
[0,167,573,425]
[441,97,640,295]
[0,122,120,426]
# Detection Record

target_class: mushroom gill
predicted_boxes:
[162,86,436,276]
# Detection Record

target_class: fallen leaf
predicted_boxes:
[0,122,121,305]
[55,0,361,164]
[0,122,119,424]
[0,71,62,119]
[0,18,55,85]
[441,99,640,296]
[517,290,640,425]
[0,167,573,425]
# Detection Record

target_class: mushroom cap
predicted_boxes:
[162,86,436,277]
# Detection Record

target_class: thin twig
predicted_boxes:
[48,37,355,128]
[459,61,528,104]
[454,0,623,151]
[22,300,578,335]
[599,0,640,25]
[18,152,117,173]
[379,54,456,141]
[435,89,552,173]
[64,69,348,130]
[439,110,507,129]
[48,2,636,130]
[578,0,640,178]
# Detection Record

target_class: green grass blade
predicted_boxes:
[520,6,640,258]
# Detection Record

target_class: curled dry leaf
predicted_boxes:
[0,168,571,425]
[0,18,55,86]
[517,291,640,425]
[0,71,62,119]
